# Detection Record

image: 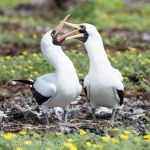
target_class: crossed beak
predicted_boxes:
[62,22,85,41]
[54,15,86,44]
[53,15,70,43]
[53,15,82,44]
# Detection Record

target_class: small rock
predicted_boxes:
[129,108,145,120]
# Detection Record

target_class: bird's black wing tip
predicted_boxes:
[117,89,124,105]
[84,87,87,97]
[12,79,34,85]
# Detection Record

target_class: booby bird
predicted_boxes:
[64,22,124,121]
[13,15,82,125]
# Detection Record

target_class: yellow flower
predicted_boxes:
[2,133,16,140]
[27,126,33,131]
[144,135,150,142]
[64,142,77,150]
[32,53,38,57]
[120,134,129,140]
[93,144,103,149]
[55,132,63,136]
[138,53,142,58]
[19,130,27,135]
[16,147,23,150]
[19,33,24,39]
[78,73,83,78]
[71,50,76,53]
[32,33,37,39]
[24,68,28,72]
[124,130,131,135]
[86,141,92,147]
[34,133,41,139]
[76,44,81,48]
[134,137,141,143]
[141,61,146,65]
[123,67,129,72]
[116,51,121,56]
[19,55,24,59]
[2,65,6,69]
[67,138,73,142]
[129,47,136,52]
[28,60,32,64]
[0,58,4,62]
[101,136,110,143]
[28,66,33,70]
[111,138,119,144]
[22,51,28,56]
[144,135,150,139]
[145,139,150,142]
[111,57,118,64]
[111,57,115,62]
[11,70,15,74]
[33,71,39,76]
[29,74,33,78]
[145,58,150,64]
[124,77,128,81]
[24,140,32,145]
[114,128,119,132]
[5,56,11,60]
[79,129,87,136]
[17,66,23,70]
[46,148,52,150]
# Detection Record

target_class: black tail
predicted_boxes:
[13,79,34,85]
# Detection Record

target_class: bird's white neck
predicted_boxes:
[43,48,77,77]
[85,33,111,70]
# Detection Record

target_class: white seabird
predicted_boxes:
[13,16,82,125]
[64,22,124,121]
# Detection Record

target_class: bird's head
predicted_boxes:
[79,23,97,35]
[41,15,76,51]
[62,22,99,43]
[40,30,60,51]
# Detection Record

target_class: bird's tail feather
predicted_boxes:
[13,79,34,85]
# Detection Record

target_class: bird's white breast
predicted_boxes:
[48,75,80,108]
[47,58,80,108]
[87,67,120,108]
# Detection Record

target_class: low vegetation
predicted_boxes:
[69,0,150,31]
[0,0,150,149]
[0,49,149,91]
[0,128,150,150]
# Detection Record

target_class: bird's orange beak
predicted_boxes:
[53,16,85,43]
[62,22,85,40]
[55,15,70,34]
[53,15,80,43]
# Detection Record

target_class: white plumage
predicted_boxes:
[83,24,124,120]
[65,22,124,120]
[34,30,82,122]
[14,16,82,124]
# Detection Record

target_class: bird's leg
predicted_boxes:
[62,109,68,123]
[92,107,96,121]
[111,108,117,123]
[43,112,50,125]
[40,105,50,125]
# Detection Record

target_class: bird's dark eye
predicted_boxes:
[79,25,86,33]
[51,30,56,38]
[79,25,86,31]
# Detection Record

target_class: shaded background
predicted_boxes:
[0,1,150,142]
[0,0,150,100]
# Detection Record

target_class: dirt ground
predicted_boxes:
[0,80,149,135]
[0,0,150,136]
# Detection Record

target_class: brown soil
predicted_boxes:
[0,80,149,135]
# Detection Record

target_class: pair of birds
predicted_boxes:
[14,15,124,125]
